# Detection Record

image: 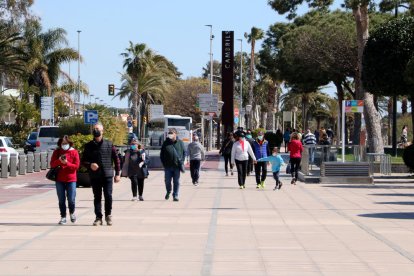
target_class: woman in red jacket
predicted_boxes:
[287,132,303,185]
[50,135,80,225]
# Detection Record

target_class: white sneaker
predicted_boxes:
[58,217,66,225]
[131,197,137,201]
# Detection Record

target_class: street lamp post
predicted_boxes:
[237,39,243,128]
[77,30,81,112]
[205,24,214,151]
[246,104,252,129]
[89,94,94,104]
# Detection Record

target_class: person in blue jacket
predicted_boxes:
[253,131,271,189]
[257,147,285,190]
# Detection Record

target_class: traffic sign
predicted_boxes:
[345,100,364,113]
[40,97,53,120]
[234,108,239,117]
[208,112,216,117]
[84,110,98,124]
[234,117,239,124]
[149,104,164,121]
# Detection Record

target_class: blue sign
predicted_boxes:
[84,110,98,125]
[127,121,132,128]
[234,117,239,124]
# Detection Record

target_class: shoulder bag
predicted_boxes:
[46,166,61,181]
[172,145,185,173]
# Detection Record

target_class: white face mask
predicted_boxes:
[168,134,174,140]
[61,144,70,151]
[272,153,277,156]
[258,136,263,140]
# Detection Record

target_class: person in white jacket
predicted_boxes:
[231,130,257,189]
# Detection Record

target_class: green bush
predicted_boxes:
[0,123,32,146]
[59,117,91,136]
[69,133,93,172]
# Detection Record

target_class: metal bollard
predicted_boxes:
[19,154,26,175]
[1,154,8,178]
[34,152,41,172]
[40,152,47,170]
[27,153,34,173]
[47,150,53,169]
[9,153,17,177]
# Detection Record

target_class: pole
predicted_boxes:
[207,25,213,151]
[342,100,346,162]
[77,30,81,114]
[201,115,205,148]
[237,39,243,128]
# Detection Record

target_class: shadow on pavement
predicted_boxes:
[0,223,92,226]
[323,185,414,189]
[358,212,414,219]
[368,193,414,197]
[375,201,414,205]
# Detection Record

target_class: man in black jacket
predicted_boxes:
[82,122,120,226]
[160,128,185,201]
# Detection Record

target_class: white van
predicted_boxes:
[36,126,60,152]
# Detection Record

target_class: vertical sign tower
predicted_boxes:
[221,31,234,135]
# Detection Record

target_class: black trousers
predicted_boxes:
[290,157,301,180]
[190,160,201,183]
[235,159,248,186]
[91,175,113,219]
[130,175,144,197]
[255,162,267,184]
[223,154,233,174]
[247,156,254,174]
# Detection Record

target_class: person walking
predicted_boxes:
[82,122,121,226]
[275,129,284,149]
[219,132,234,176]
[231,130,257,189]
[257,147,285,190]
[283,128,291,153]
[303,129,317,164]
[253,131,271,189]
[187,135,205,185]
[50,135,80,225]
[401,125,408,146]
[160,128,186,201]
[245,129,255,175]
[287,132,303,185]
[121,138,148,201]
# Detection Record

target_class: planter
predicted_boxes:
[77,171,91,187]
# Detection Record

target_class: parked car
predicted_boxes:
[24,131,38,154]
[36,126,60,152]
[0,136,19,163]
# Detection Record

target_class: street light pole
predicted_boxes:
[205,24,213,151]
[77,30,81,114]
[237,38,243,128]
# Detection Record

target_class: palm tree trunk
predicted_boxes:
[387,98,392,145]
[335,81,344,145]
[402,96,408,115]
[248,40,255,129]
[353,4,384,153]
[265,82,278,130]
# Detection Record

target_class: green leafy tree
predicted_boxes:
[362,16,414,140]
[0,25,27,78]
[268,0,387,153]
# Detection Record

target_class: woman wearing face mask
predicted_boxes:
[219,132,234,176]
[231,131,257,189]
[50,135,80,225]
[121,138,147,201]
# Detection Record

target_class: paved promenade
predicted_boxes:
[1,151,414,275]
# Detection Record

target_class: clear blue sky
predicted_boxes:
[32,0,341,108]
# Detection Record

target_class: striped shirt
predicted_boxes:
[303,133,317,145]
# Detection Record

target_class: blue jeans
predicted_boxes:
[55,181,76,218]
[164,167,181,198]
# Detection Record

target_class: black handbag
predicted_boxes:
[46,166,61,181]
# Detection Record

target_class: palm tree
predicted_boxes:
[244,27,264,129]
[23,20,81,103]
[0,27,27,79]
[119,42,178,136]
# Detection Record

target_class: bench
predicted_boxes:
[320,162,373,184]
